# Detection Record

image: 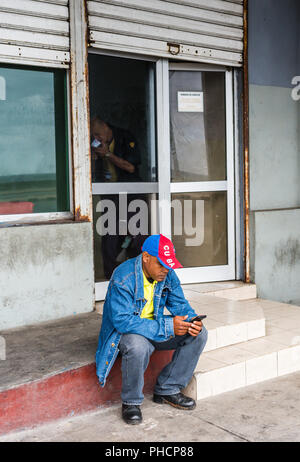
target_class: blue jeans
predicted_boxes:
[118,326,208,405]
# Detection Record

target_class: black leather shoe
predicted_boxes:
[122,404,142,425]
[153,392,196,410]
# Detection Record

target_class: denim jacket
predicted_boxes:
[95,254,198,387]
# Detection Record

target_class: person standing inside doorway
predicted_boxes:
[91,116,141,183]
[95,234,208,425]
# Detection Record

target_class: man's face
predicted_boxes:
[91,121,113,145]
[142,252,169,282]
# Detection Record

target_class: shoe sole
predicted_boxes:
[153,396,196,411]
[123,419,143,425]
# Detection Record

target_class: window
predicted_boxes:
[170,71,226,182]
[89,54,157,183]
[0,65,70,216]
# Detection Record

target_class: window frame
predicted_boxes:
[0,64,73,226]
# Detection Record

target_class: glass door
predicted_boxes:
[89,55,236,299]
[165,63,235,283]
[89,53,159,300]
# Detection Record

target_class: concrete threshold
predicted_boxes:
[0,311,172,436]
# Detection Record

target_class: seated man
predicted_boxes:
[95,234,208,425]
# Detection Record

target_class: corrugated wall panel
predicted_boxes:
[87,0,244,66]
[0,0,70,67]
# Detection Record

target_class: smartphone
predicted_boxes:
[91,139,102,148]
[192,315,207,322]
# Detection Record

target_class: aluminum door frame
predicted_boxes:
[162,63,236,284]
[91,51,160,300]
[91,54,236,299]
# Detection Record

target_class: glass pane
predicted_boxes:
[171,192,228,267]
[0,65,69,215]
[93,193,158,281]
[89,54,157,183]
[169,71,226,182]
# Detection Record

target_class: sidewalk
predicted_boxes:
[2,371,300,442]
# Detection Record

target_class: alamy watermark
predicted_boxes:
[95,193,205,246]
[291,76,300,101]
[0,336,6,361]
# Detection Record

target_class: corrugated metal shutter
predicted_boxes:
[87,0,244,66]
[0,0,70,67]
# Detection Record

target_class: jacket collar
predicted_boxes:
[135,254,145,300]
[134,254,172,300]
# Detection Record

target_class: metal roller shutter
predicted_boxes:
[0,0,70,67]
[87,0,244,66]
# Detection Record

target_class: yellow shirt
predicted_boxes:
[103,139,118,182]
[140,272,157,320]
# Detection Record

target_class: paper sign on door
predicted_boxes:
[177,91,203,112]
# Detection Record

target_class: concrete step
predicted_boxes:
[182,292,265,351]
[184,298,300,401]
[0,293,265,436]
[182,281,257,301]
[94,281,258,313]
[0,311,174,435]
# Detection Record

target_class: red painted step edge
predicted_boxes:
[0,350,173,436]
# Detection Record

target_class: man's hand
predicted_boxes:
[188,317,203,337]
[173,315,191,336]
[92,143,110,159]
[173,315,203,337]
[92,145,135,174]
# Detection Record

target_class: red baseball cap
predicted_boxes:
[142,234,183,270]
